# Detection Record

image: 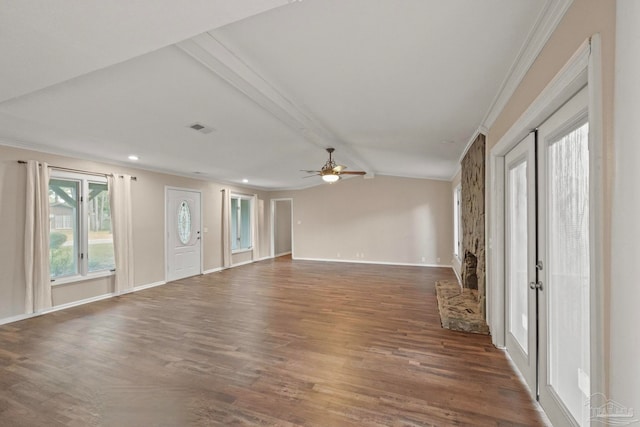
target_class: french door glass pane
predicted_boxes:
[508,160,529,354]
[547,122,590,425]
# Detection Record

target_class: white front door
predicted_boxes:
[167,188,201,282]
[504,132,537,395]
[537,87,590,426]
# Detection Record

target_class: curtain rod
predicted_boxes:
[17,160,137,181]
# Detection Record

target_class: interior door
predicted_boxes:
[504,132,537,395]
[167,188,201,282]
[537,87,590,426]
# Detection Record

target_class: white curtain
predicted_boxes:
[221,188,232,268]
[252,195,261,261]
[24,160,52,314]
[108,174,134,294]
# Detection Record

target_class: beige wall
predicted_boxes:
[0,144,270,320]
[485,0,615,391]
[270,175,453,266]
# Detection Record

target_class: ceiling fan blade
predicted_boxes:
[301,170,321,174]
[303,174,319,179]
[338,171,366,175]
[332,165,346,173]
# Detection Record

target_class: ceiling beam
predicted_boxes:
[177,33,374,177]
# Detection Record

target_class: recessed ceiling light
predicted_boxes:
[242,179,249,183]
[441,140,454,145]
[128,155,139,161]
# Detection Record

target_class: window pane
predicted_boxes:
[507,160,529,354]
[240,199,252,249]
[87,182,115,273]
[231,198,239,250]
[49,179,79,278]
[547,122,590,424]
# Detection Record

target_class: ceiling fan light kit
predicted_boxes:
[322,173,340,183]
[303,148,366,183]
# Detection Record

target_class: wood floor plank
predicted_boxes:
[0,257,547,426]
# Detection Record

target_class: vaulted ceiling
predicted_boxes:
[0,0,569,189]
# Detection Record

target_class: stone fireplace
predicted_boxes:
[461,134,486,314]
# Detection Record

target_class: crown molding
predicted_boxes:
[480,0,574,130]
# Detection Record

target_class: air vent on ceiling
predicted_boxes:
[188,122,215,135]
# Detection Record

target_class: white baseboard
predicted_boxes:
[0,312,40,326]
[0,280,167,326]
[275,251,292,257]
[453,266,462,286]
[203,267,223,275]
[132,280,166,292]
[292,256,452,269]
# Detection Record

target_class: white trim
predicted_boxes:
[457,127,488,165]
[586,33,605,400]
[0,280,167,326]
[52,270,114,286]
[275,251,292,257]
[231,248,253,255]
[292,256,452,269]
[230,259,256,268]
[270,198,294,259]
[131,280,166,292]
[452,260,462,285]
[481,0,575,130]
[203,267,223,275]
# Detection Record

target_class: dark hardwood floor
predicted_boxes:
[0,257,546,426]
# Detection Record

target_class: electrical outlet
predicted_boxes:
[421,256,426,262]
[337,252,341,258]
[437,257,441,263]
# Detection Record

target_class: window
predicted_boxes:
[231,195,253,252]
[49,172,115,281]
[453,184,462,260]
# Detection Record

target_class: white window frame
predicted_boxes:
[230,193,254,254]
[453,184,462,261]
[49,171,115,285]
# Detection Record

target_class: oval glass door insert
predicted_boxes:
[177,201,192,244]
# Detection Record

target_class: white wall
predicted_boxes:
[611,0,640,413]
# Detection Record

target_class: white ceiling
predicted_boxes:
[0,0,559,189]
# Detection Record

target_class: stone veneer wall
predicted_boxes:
[461,134,486,312]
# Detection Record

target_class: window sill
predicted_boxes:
[232,248,253,255]
[51,270,115,286]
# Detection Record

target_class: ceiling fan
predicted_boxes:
[302,148,366,183]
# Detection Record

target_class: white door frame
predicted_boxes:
[487,36,605,399]
[165,186,204,282]
[270,198,294,258]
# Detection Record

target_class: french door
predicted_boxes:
[504,132,537,393]
[505,87,590,426]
